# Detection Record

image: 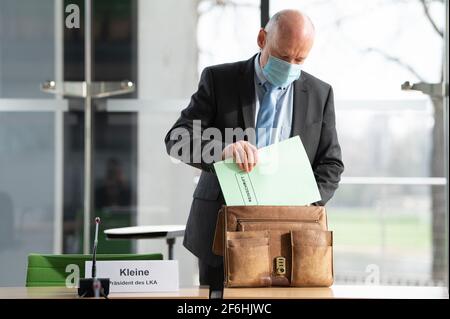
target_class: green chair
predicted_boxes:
[26,253,163,287]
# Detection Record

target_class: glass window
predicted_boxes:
[0,0,64,286]
[269,0,447,286]
[197,0,261,73]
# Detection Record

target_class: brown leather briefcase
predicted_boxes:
[212,205,334,288]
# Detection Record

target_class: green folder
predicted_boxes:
[214,136,321,206]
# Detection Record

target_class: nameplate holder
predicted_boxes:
[85,260,179,293]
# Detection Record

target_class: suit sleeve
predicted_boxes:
[164,67,225,173]
[312,86,344,206]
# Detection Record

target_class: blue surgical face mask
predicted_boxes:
[262,55,302,88]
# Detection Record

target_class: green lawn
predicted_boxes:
[328,208,431,251]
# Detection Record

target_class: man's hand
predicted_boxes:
[222,141,258,172]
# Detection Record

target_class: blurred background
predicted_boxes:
[0,0,448,288]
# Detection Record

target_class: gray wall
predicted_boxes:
[136,0,201,287]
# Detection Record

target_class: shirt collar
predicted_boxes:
[254,53,268,86]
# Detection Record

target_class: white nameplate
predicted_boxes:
[85,260,179,293]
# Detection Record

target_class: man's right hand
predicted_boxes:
[222,141,258,173]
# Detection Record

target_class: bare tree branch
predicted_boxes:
[419,0,444,38]
[199,0,258,12]
[364,47,425,81]
[217,0,259,7]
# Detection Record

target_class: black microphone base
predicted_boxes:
[78,278,110,298]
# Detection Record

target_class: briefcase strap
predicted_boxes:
[212,206,225,256]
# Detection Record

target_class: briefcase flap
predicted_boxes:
[212,205,328,256]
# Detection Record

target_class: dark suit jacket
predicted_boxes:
[165,54,344,266]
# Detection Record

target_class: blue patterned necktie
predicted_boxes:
[256,82,278,148]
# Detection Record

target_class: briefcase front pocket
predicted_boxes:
[226,231,271,287]
[290,229,333,287]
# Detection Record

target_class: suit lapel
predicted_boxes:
[238,55,257,130]
[291,77,309,137]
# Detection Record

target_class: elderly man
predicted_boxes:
[165,9,344,290]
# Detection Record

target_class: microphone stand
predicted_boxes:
[78,217,110,298]
[92,217,101,298]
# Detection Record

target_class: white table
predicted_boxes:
[104,225,185,259]
[0,286,209,299]
[223,285,449,299]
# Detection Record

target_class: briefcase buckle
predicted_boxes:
[274,256,286,275]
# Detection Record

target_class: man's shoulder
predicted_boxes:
[301,71,332,91]
[202,56,254,77]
